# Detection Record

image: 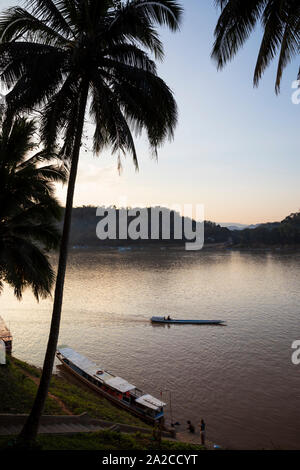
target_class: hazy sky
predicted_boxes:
[2,0,300,224]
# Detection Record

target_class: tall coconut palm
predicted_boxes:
[0,0,182,443]
[212,0,300,93]
[0,115,66,299]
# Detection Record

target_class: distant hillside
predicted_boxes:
[62,206,231,248]
[231,212,300,247]
[59,207,300,249]
[219,222,259,231]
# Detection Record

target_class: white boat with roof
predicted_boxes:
[56,348,166,424]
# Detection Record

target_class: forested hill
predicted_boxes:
[60,207,300,248]
[231,211,300,247]
[62,206,230,247]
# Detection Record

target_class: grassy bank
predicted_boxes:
[0,356,204,451]
[0,356,62,415]
[0,356,147,425]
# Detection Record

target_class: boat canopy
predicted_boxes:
[135,394,166,410]
[0,316,12,342]
[58,348,135,392]
[58,347,105,378]
[105,376,135,393]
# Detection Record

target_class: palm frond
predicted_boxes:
[212,0,300,91]
[1,237,55,300]
[90,74,138,168]
[103,43,157,73]
[253,1,286,88]
[28,0,75,38]
[105,61,178,149]
[212,0,266,69]
[0,42,67,112]
[0,6,68,45]
[133,0,183,32]
[104,3,165,59]
[0,114,64,299]
[9,221,61,249]
[40,74,82,155]
[275,2,300,92]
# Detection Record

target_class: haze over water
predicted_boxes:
[2,249,300,449]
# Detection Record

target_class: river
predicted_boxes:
[1,249,300,449]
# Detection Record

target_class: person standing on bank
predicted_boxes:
[199,419,206,445]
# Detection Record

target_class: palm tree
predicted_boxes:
[212,0,300,93]
[0,0,182,443]
[0,116,66,299]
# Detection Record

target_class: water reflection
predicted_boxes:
[1,249,300,449]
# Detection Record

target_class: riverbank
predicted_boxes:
[68,242,300,253]
[0,356,204,450]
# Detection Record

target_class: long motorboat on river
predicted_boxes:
[151,316,226,325]
[56,348,166,424]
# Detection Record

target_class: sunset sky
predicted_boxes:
[2,0,300,224]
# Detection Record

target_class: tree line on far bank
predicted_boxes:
[232,212,300,247]
[63,206,300,248]
[63,206,230,246]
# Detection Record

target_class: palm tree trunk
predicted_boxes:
[18,81,89,445]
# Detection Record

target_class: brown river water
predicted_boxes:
[1,249,300,449]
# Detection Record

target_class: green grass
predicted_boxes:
[0,431,204,451]
[12,357,41,378]
[0,357,62,415]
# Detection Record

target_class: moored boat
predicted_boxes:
[151,316,225,325]
[0,316,12,353]
[56,348,166,424]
